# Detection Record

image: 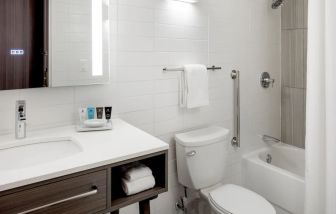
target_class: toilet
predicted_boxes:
[175,126,275,214]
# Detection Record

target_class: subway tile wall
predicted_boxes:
[0,0,281,213]
[281,0,307,149]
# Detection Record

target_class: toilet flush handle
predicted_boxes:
[186,151,196,157]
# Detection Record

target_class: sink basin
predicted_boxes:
[0,137,82,171]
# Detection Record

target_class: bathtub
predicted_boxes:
[243,143,305,214]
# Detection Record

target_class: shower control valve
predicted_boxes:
[260,72,275,88]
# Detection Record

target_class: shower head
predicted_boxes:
[271,0,285,9]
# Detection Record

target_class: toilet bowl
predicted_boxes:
[175,126,275,214]
[201,184,275,214]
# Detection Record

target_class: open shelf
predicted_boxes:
[110,152,168,211]
[110,187,166,211]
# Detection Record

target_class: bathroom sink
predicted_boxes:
[0,137,82,171]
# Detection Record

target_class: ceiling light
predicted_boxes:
[175,0,199,3]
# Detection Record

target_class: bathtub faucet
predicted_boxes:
[262,135,281,144]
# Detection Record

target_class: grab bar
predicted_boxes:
[231,70,240,148]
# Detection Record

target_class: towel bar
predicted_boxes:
[163,65,222,72]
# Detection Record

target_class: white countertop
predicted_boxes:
[0,119,169,192]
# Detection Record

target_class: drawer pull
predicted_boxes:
[18,186,98,214]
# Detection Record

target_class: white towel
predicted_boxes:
[180,64,209,109]
[121,163,153,181]
[121,175,156,196]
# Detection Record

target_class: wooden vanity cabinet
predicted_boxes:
[0,150,168,214]
[0,170,107,214]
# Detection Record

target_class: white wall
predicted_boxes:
[0,0,281,213]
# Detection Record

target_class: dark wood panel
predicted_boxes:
[110,151,168,212]
[0,0,47,90]
[110,187,165,211]
[0,170,107,214]
[139,200,151,214]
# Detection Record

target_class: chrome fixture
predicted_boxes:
[266,154,272,164]
[163,65,222,72]
[186,150,197,157]
[272,0,286,9]
[262,135,281,144]
[260,72,275,88]
[231,70,240,148]
[175,187,188,212]
[15,100,26,139]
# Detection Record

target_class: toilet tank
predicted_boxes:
[175,126,230,190]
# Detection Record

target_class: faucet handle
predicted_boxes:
[16,100,27,139]
[260,72,275,88]
[16,101,26,121]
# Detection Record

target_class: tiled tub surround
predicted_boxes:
[0,0,281,213]
[281,0,308,149]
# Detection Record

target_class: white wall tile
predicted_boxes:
[118,95,154,113]
[155,92,179,108]
[117,36,155,51]
[118,5,154,22]
[118,21,155,37]
[118,81,155,97]
[155,24,208,40]
[155,38,208,52]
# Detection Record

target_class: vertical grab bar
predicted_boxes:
[231,70,240,148]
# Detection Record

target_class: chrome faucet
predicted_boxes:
[15,100,26,139]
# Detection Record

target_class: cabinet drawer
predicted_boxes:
[0,170,107,214]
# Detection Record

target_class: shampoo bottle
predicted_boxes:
[87,107,95,120]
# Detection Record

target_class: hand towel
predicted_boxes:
[121,163,153,181]
[179,69,188,108]
[121,175,156,196]
[182,64,209,109]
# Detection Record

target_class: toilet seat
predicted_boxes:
[206,184,275,214]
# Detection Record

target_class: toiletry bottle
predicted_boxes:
[79,108,87,124]
[96,107,104,119]
[87,107,95,120]
[105,106,112,122]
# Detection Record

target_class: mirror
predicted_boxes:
[0,0,110,90]
[49,0,110,87]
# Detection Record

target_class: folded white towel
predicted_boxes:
[122,175,156,196]
[180,64,209,109]
[121,163,153,181]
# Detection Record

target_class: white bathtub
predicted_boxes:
[243,143,305,214]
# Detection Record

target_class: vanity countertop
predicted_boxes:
[0,119,169,192]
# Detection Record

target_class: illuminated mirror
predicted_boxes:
[49,0,110,87]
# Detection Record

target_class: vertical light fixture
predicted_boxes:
[92,0,103,76]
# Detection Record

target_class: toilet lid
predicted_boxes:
[209,184,275,214]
